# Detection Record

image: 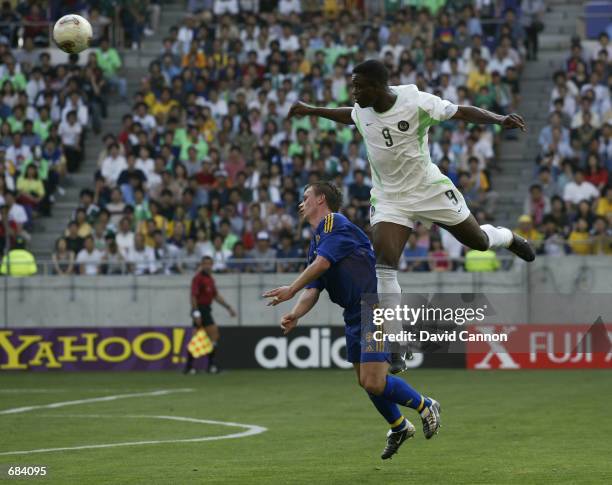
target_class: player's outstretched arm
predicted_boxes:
[288,101,355,125]
[452,105,527,132]
[263,255,331,306]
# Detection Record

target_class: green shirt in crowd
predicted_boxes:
[95,48,122,77]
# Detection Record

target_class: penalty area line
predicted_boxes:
[0,414,268,456]
[0,389,195,415]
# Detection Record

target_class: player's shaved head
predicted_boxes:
[352,60,389,87]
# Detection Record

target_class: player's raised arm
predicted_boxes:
[263,254,330,306]
[288,101,355,125]
[452,105,527,132]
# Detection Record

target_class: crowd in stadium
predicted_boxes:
[0,1,609,276]
[525,31,611,256]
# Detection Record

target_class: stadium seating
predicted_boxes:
[0,1,609,276]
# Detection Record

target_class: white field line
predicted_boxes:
[0,388,192,393]
[0,414,268,456]
[0,391,267,456]
[0,389,194,415]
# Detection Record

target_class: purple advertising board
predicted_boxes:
[0,328,192,371]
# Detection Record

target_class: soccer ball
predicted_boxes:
[53,14,92,54]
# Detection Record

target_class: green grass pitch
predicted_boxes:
[1,370,610,484]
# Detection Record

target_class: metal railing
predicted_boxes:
[0,254,527,277]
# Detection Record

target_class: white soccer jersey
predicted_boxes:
[351,84,458,198]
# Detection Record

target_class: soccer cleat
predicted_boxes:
[381,420,416,460]
[208,364,219,374]
[508,232,536,262]
[389,353,408,374]
[420,398,441,439]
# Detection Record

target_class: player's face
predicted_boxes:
[351,74,375,107]
[299,187,317,222]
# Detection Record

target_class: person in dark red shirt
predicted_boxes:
[190,256,236,373]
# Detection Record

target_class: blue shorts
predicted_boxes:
[345,318,390,364]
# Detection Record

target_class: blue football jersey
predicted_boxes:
[305,213,377,323]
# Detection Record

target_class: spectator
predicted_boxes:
[64,220,83,254]
[58,110,83,173]
[348,169,371,220]
[76,236,103,275]
[16,164,45,214]
[101,234,125,274]
[74,208,93,238]
[536,166,558,199]
[595,186,612,218]
[428,237,450,272]
[521,0,545,61]
[563,169,600,207]
[523,184,551,227]
[227,241,250,273]
[515,214,543,246]
[128,232,156,275]
[4,190,28,235]
[249,231,276,273]
[276,233,300,272]
[400,232,428,272]
[151,229,170,274]
[540,215,569,256]
[584,154,608,191]
[52,237,75,275]
[568,218,592,255]
[207,234,232,273]
[179,237,200,273]
[591,216,611,255]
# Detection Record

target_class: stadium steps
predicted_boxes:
[122,4,187,68]
[29,3,185,260]
[495,0,583,229]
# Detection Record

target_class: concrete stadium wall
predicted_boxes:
[2,256,611,328]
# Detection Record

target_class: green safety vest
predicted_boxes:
[0,249,38,276]
[464,249,500,273]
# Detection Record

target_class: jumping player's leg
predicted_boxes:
[358,360,441,444]
[371,221,412,269]
[354,362,405,430]
[438,214,535,261]
[348,323,408,431]
[355,361,416,459]
[371,222,412,372]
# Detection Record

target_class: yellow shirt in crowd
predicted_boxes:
[568,230,592,255]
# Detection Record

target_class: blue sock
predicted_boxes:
[367,392,406,432]
[382,375,432,412]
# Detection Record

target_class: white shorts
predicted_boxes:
[370,178,471,229]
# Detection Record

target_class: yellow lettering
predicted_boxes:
[29,341,61,368]
[132,332,171,361]
[58,333,98,362]
[0,331,42,370]
[97,337,131,362]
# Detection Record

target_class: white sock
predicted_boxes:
[376,266,403,341]
[376,266,401,294]
[481,224,513,249]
